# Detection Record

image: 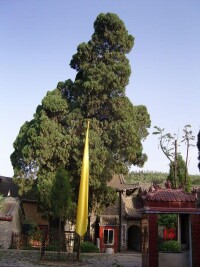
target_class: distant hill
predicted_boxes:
[125,171,200,187]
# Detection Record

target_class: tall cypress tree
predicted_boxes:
[11,13,151,214]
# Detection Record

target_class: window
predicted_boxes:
[103,229,114,244]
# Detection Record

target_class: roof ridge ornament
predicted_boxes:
[165,179,172,189]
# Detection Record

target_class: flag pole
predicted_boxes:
[76,121,90,258]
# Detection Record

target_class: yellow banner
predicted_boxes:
[75,121,89,237]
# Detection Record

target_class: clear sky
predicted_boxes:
[1,0,200,177]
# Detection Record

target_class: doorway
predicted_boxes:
[128,225,141,252]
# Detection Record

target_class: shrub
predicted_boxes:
[159,240,181,252]
[80,241,99,253]
[158,214,177,229]
[22,244,35,250]
[45,244,59,251]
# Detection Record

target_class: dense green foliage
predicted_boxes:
[126,171,167,184]
[50,168,73,220]
[158,214,177,229]
[167,155,191,192]
[153,125,195,191]
[159,240,181,252]
[11,13,150,216]
[126,171,200,187]
[80,241,99,253]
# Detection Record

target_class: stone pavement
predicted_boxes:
[79,252,141,267]
[0,249,142,267]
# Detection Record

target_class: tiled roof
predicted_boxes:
[107,174,139,191]
[145,189,196,202]
[0,215,12,221]
[124,195,142,219]
[0,197,18,221]
[100,215,119,225]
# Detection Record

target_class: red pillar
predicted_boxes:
[148,214,158,267]
[191,214,200,267]
[141,215,148,267]
[142,214,158,267]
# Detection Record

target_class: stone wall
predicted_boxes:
[159,252,190,267]
[0,197,22,248]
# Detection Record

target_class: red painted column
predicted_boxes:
[148,214,158,267]
[141,215,148,267]
[191,214,200,267]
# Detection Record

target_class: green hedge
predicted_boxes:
[159,240,181,252]
[80,241,99,253]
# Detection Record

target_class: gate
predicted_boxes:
[40,230,80,262]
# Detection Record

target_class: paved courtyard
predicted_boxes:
[0,250,142,267]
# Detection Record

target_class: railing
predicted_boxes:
[11,232,29,249]
[40,230,79,261]
[11,230,80,262]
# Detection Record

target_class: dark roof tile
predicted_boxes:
[107,174,139,191]
[145,189,196,202]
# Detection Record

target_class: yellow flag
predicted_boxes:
[76,121,89,237]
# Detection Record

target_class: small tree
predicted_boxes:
[153,125,194,191]
[153,126,178,188]
[181,125,195,186]
[50,168,73,252]
[168,154,191,191]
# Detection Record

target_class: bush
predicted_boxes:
[22,244,35,250]
[159,240,181,252]
[45,244,59,251]
[80,241,99,253]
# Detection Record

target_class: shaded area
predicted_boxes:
[128,225,142,252]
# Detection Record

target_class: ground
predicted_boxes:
[0,250,141,267]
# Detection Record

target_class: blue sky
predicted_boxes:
[1,0,200,177]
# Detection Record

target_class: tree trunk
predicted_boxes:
[58,214,61,258]
[174,140,177,189]
[185,139,189,187]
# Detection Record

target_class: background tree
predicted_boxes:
[11,13,151,216]
[153,125,194,191]
[181,125,195,188]
[153,126,178,187]
[127,171,200,186]
[167,154,191,191]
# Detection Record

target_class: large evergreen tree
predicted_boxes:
[11,13,151,215]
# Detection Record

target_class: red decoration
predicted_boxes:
[163,228,176,240]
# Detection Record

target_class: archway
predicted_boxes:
[128,225,141,252]
[139,188,200,267]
